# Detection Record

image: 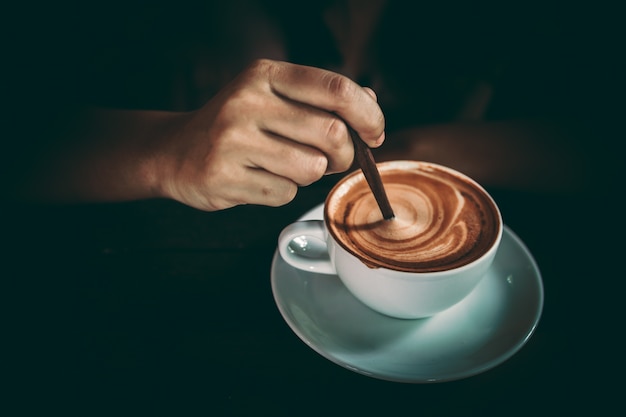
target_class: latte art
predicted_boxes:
[326,163,500,272]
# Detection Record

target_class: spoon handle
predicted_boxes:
[348,127,395,220]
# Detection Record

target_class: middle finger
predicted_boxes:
[257,95,355,174]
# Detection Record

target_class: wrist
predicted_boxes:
[143,110,193,201]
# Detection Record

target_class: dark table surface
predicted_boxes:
[2,148,620,416]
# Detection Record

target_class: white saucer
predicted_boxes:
[271,204,544,383]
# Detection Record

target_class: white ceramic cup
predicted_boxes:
[278,161,503,319]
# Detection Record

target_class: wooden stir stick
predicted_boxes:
[348,126,395,220]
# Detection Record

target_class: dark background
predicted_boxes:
[1,1,622,415]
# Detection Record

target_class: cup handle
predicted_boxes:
[278,220,336,275]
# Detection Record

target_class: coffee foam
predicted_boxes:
[326,162,500,272]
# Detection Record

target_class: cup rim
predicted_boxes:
[324,160,503,275]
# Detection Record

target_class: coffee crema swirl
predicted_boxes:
[326,163,500,273]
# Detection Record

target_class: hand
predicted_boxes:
[157,59,385,211]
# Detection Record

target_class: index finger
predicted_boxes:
[264,60,385,147]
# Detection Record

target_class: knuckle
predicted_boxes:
[224,86,256,112]
[328,153,353,174]
[244,58,281,89]
[245,58,274,76]
[323,117,348,150]
[325,74,356,105]
[300,155,328,185]
[325,141,354,174]
[311,154,329,178]
[215,94,244,123]
[335,153,354,173]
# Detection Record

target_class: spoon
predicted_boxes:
[348,126,395,220]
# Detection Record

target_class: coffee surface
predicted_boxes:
[326,162,500,272]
